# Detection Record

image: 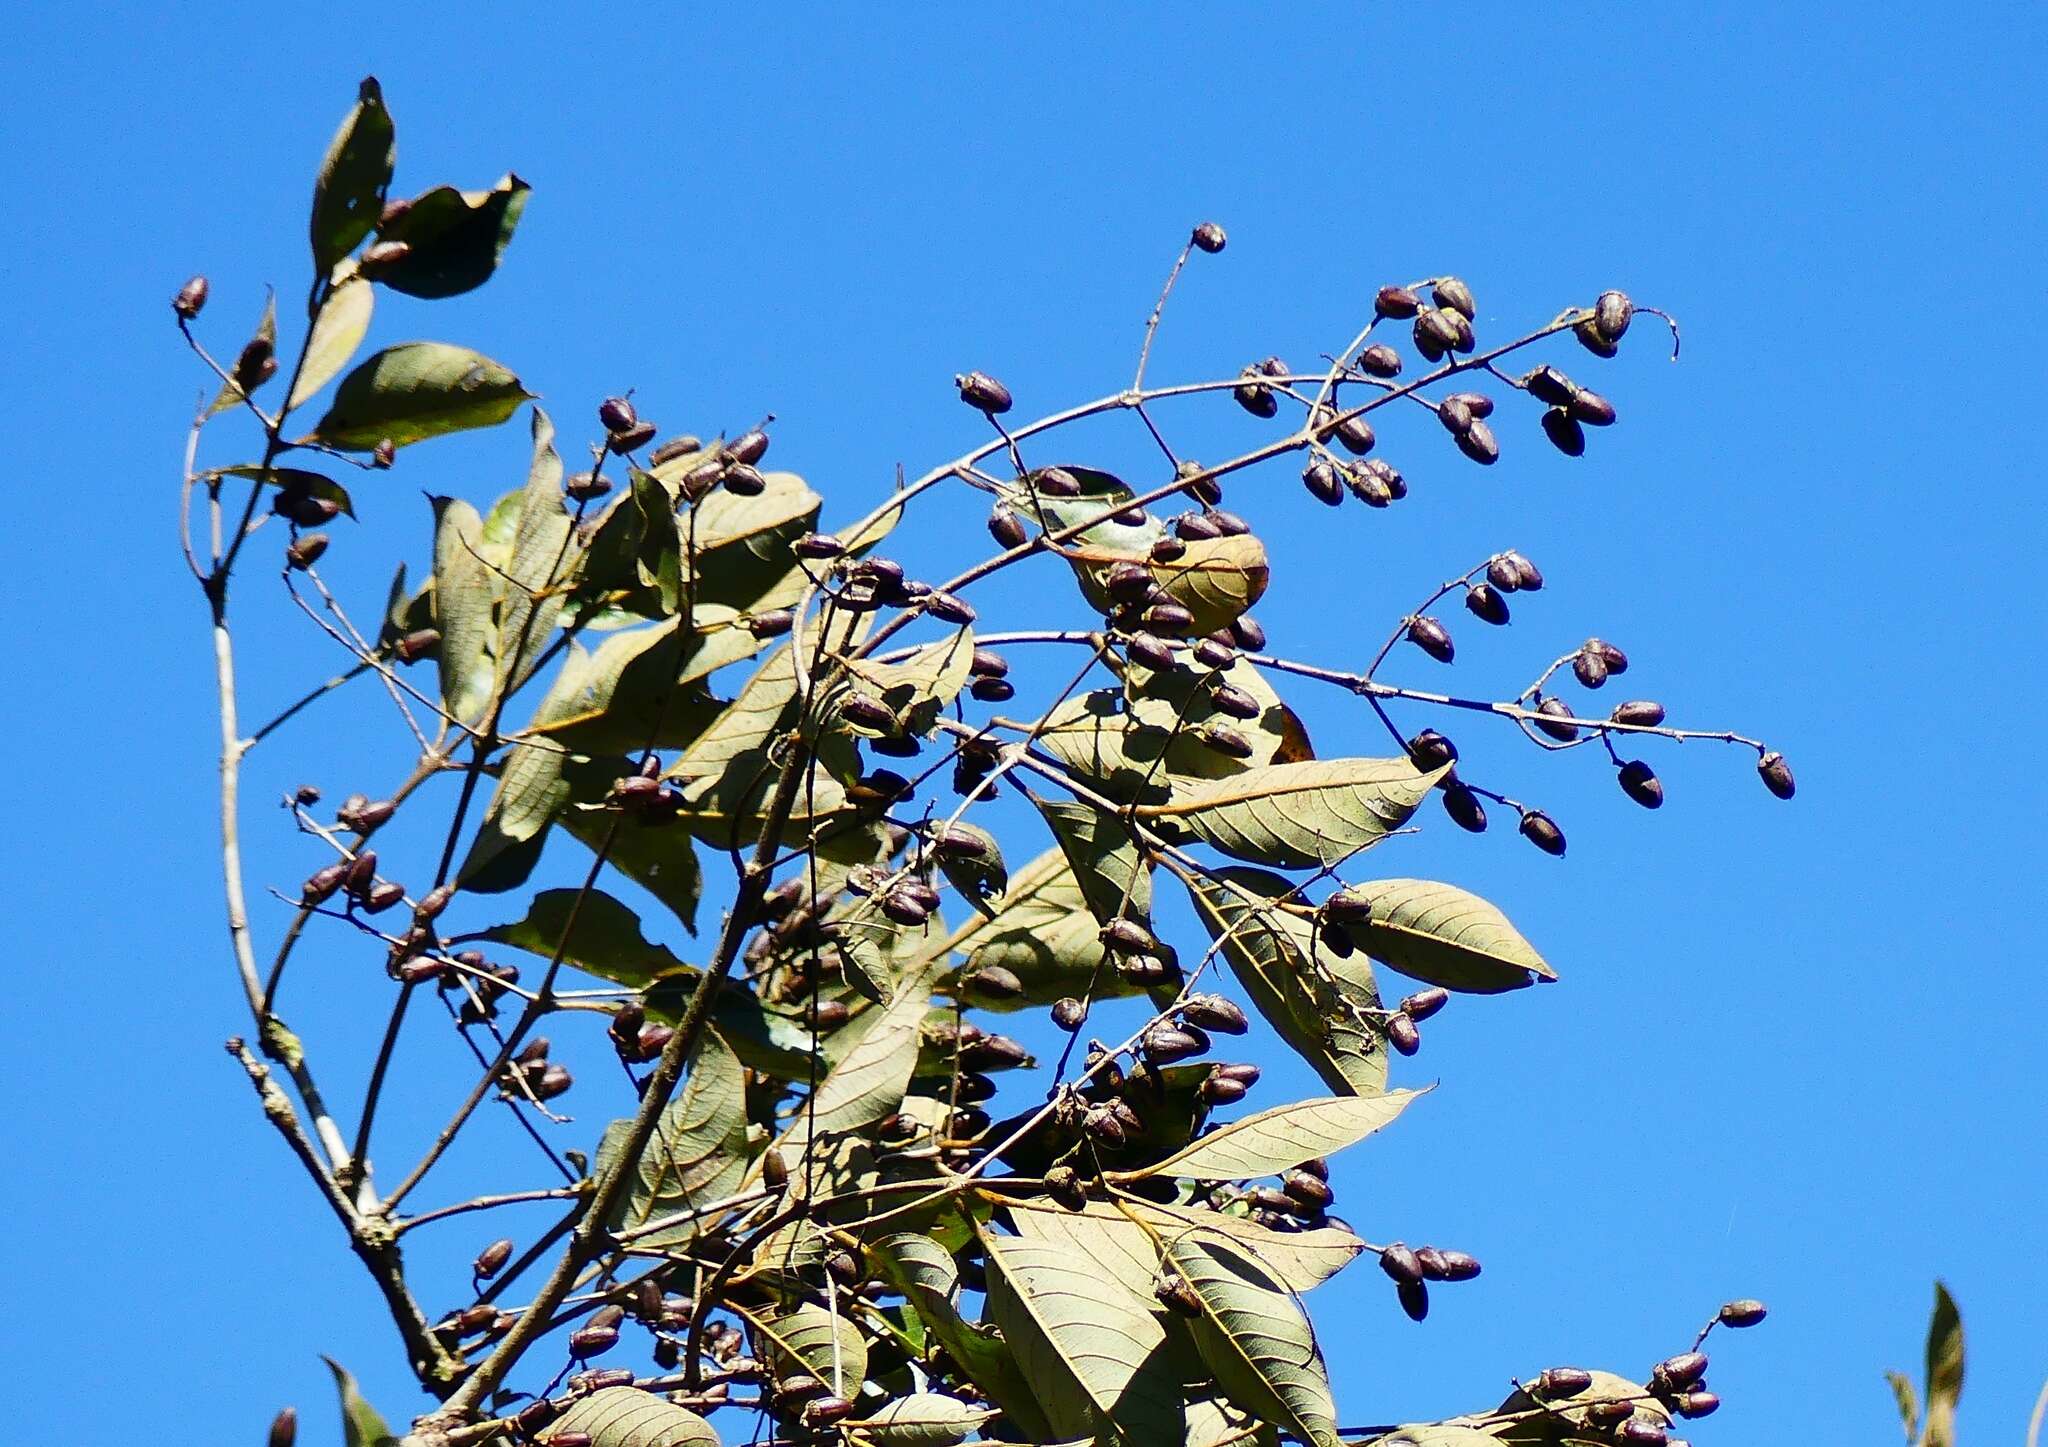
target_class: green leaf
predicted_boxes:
[207,290,277,417]
[322,1357,397,1447]
[493,408,575,697]
[310,342,530,450]
[457,739,572,892]
[1188,867,1388,1096]
[1119,1198,1364,1292]
[1351,878,1554,993]
[560,804,702,935]
[214,464,355,520]
[874,1234,1051,1439]
[480,887,689,987]
[596,1030,747,1246]
[1149,532,1270,636]
[311,78,394,275]
[855,1393,990,1447]
[371,173,530,298]
[1033,692,1177,805]
[1163,1231,1339,1447]
[1037,798,1153,931]
[1123,650,1313,781]
[1135,1090,1423,1181]
[1488,1371,1673,1444]
[1923,1280,1964,1447]
[527,618,755,755]
[933,821,1006,916]
[552,1386,719,1447]
[776,973,931,1161]
[937,847,1150,1011]
[839,626,977,738]
[684,467,823,613]
[430,494,497,725]
[1138,757,1443,870]
[290,275,374,409]
[750,1303,869,1396]
[982,1222,1181,1442]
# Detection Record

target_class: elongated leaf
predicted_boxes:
[494,408,575,696]
[290,275,373,408]
[1038,798,1153,929]
[1136,1090,1423,1181]
[372,173,529,298]
[561,803,702,935]
[1139,757,1443,869]
[311,342,530,450]
[1189,867,1387,1096]
[207,290,277,416]
[874,1234,1051,1439]
[480,888,689,987]
[1165,1231,1338,1447]
[855,1393,990,1447]
[1149,531,1269,636]
[457,739,572,892]
[215,464,355,519]
[776,974,930,1161]
[311,78,394,274]
[430,495,496,724]
[1887,1371,1920,1442]
[937,847,1148,1010]
[982,1224,1181,1442]
[1034,690,1176,805]
[1351,878,1552,992]
[552,1386,718,1447]
[1125,651,1311,781]
[751,1304,869,1396]
[1923,1280,1964,1447]
[527,617,755,755]
[668,632,815,782]
[686,468,823,614]
[322,1357,396,1447]
[596,1031,746,1245]
[1120,1198,1364,1292]
[840,626,976,737]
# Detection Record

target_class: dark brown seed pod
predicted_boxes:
[1376,285,1422,319]
[567,1325,616,1358]
[934,825,988,859]
[961,1033,1031,1069]
[359,239,413,272]
[1386,1013,1421,1055]
[1465,583,1510,625]
[1569,389,1617,426]
[1617,759,1664,808]
[1435,1249,1481,1280]
[1407,616,1455,663]
[1446,310,1476,352]
[1653,1351,1710,1392]
[1401,987,1449,1021]
[988,504,1028,548]
[1719,1298,1769,1327]
[1432,277,1477,320]
[1408,729,1458,771]
[1191,220,1228,254]
[1456,419,1500,464]
[597,396,637,434]
[1414,1245,1453,1280]
[1397,1279,1430,1321]
[1535,1367,1594,1398]
[1445,391,1494,419]
[1198,722,1255,759]
[1612,699,1666,727]
[1587,1401,1634,1426]
[1106,561,1155,603]
[1233,369,1279,419]
[339,798,397,832]
[1100,917,1157,954]
[1194,637,1236,669]
[268,1407,298,1447]
[746,608,796,639]
[953,1071,998,1103]
[293,785,322,806]
[1442,780,1488,832]
[962,965,1024,1001]
[1142,1025,1208,1065]
[1574,316,1620,358]
[392,627,440,664]
[1143,600,1195,632]
[793,531,845,560]
[1200,1073,1249,1105]
[1174,509,1223,541]
[1505,550,1544,590]
[1534,696,1580,741]
[1519,810,1567,856]
[1044,1163,1088,1209]
[1332,416,1376,456]
[471,1236,515,1281]
[234,336,277,392]
[533,1063,573,1099]
[803,1397,855,1427]
[1524,365,1577,406]
[564,470,613,502]
[1123,631,1177,673]
[1380,1241,1424,1284]
[1229,615,1267,650]
[1155,1271,1205,1315]
[646,436,696,467]
[839,692,897,732]
[1052,996,1088,1030]
[1349,466,1393,508]
[721,462,766,496]
[1212,1061,1262,1086]
[926,590,977,625]
[1486,556,1523,592]
[1256,356,1290,379]
[1542,407,1587,456]
[1616,1420,1667,1446]
[1181,994,1249,1035]
[1150,534,1187,564]
[1758,751,1796,799]
[343,850,379,896]
[880,890,932,925]
[1322,887,1374,923]
[726,428,770,465]
[1083,1104,1127,1147]
[1572,649,1610,690]
[1438,396,1475,435]
[285,533,330,570]
[1302,460,1345,506]
[173,275,210,320]
[1595,289,1634,342]
[1210,682,1262,720]
[955,371,1013,414]
[969,648,1009,680]
[1415,307,1461,355]
[278,491,342,527]
[608,420,657,453]
[1357,342,1403,377]
[1675,1390,1721,1419]
[1033,466,1081,497]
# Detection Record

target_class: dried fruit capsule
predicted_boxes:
[1438,396,1475,435]
[988,504,1028,548]
[567,1324,617,1358]
[1210,682,1262,720]
[1387,1013,1421,1055]
[234,336,277,392]
[839,692,897,732]
[1191,220,1228,254]
[286,533,329,570]
[1757,751,1796,799]
[1572,649,1610,690]
[1124,631,1176,672]
[1432,277,1476,320]
[608,420,657,453]
[1331,415,1376,456]
[793,531,844,560]
[1465,582,1510,625]
[962,965,1023,1000]
[955,371,1013,414]
[1434,1249,1481,1280]
[1052,996,1088,1030]
[1349,466,1393,508]
[1536,1367,1594,1398]
[1653,1351,1710,1391]
[1486,556,1523,592]
[1414,307,1459,357]
[1442,780,1487,832]
[1379,1242,1424,1285]
[1574,316,1620,358]
[721,462,766,496]
[1181,994,1249,1034]
[532,1063,572,1099]
[1156,1271,1205,1315]
[1519,810,1567,856]
[1407,616,1455,663]
[173,275,210,320]
[1524,365,1577,406]
[1505,550,1544,590]
[1414,1245,1452,1280]
[1100,917,1157,954]
[1407,729,1458,771]
[1229,615,1267,650]
[597,396,637,433]
[804,1397,855,1426]
[1542,407,1587,456]
[1616,1421,1667,1446]
[1175,509,1223,541]
[1200,1072,1249,1105]
[1198,722,1254,759]
[1400,987,1449,1021]
[1142,1025,1208,1064]
[1534,696,1580,742]
[1033,466,1081,497]
[1445,391,1494,419]
[1303,460,1345,506]
[1233,368,1278,419]
[1617,759,1664,808]
[1595,289,1634,342]
[1719,1297,1769,1327]
[1150,534,1187,564]
[1398,1279,1430,1320]
[1375,285,1422,319]
[564,470,613,502]
[1569,389,1617,426]
[392,627,440,664]
[926,590,977,625]
[472,1238,514,1280]
[1455,419,1500,464]
[1357,342,1402,377]
[1322,887,1374,923]
[1105,561,1155,603]
[727,429,770,465]
[1612,699,1666,727]
[1143,600,1195,632]
[934,826,989,858]
[1675,1390,1721,1418]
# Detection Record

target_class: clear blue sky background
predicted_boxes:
[2,5,2042,1444]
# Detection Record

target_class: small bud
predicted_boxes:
[1401,988,1449,1021]
[1464,582,1509,625]
[1719,1298,1769,1327]
[962,965,1024,1001]
[1617,759,1664,809]
[956,371,1013,414]
[393,628,440,664]
[1432,277,1477,320]
[285,533,329,570]
[988,504,1028,548]
[597,396,637,434]
[1375,285,1422,319]
[1357,342,1403,377]
[1442,780,1488,832]
[268,1407,298,1447]
[1595,289,1634,342]
[1536,1367,1594,1398]
[1407,616,1455,663]
[1519,810,1567,856]
[1191,221,1228,253]
[173,275,210,320]
[1386,1013,1421,1055]
[1757,751,1796,799]
[1542,407,1587,456]
[1612,699,1667,727]
[1534,696,1580,742]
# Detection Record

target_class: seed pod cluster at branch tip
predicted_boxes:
[1612,699,1667,727]
[1191,220,1228,253]
[1456,419,1500,464]
[1719,1298,1769,1327]
[1519,810,1567,856]
[1652,1351,1710,1392]
[1407,615,1455,663]
[1432,277,1477,320]
[1233,366,1279,419]
[955,371,1013,414]
[1401,987,1449,1021]
[1596,289,1634,342]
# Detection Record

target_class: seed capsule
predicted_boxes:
[803,1397,854,1426]
[1438,396,1475,435]
[1534,697,1580,742]
[1612,699,1666,727]
[1505,550,1544,590]
[1595,289,1634,342]
[1758,751,1796,799]
[1332,416,1376,456]
[934,826,989,858]
[1052,996,1088,1030]
[1542,407,1587,456]
[1719,1297,1769,1327]
[1569,389,1617,426]
[1442,781,1487,832]
[1398,1279,1430,1320]
[1174,509,1223,541]
[1106,561,1155,603]
[1150,534,1187,564]
[1414,1245,1452,1280]
[1572,649,1610,690]
[1375,285,1422,319]
[1191,221,1228,253]
[1519,810,1567,856]
[564,470,613,502]
[1676,1390,1721,1418]
[1283,1170,1333,1210]
[1379,1243,1424,1286]
[1387,1013,1421,1055]
[393,627,440,664]
[1349,466,1393,508]
[1302,460,1344,506]
[955,371,1013,414]
[1142,601,1194,632]
[1414,307,1460,357]
[988,504,1028,548]
[1455,419,1500,464]
[1574,316,1620,358]
[1432,277,1477,320]
[597,396,637,433]
[926,590,977,625]
[1357,342,1402,377]
[1400,987,1449,1021]
[173,275,210,320]
[1194,637,1239,670]
[1465,582,1509,625]
[268,1407,298,1447]
[1524,365,1577,406]
[1143,1025,1208,1064]
[608,420,657,453]
[1617,759,1664,808]
[343,850,379,896]
[1653,1351,1710,1391]
[1210,682,1262,720]
[567,1324,616,1358]
[1445,391,1494,419]
[1200,1073,1248,1105]
[1233,369,1278,419]
[286,533,329,569]
[721,462,766,496]
[1616,1421,1667,1446]
[1407,730,1458,771]
[1156,1271,1204,1315]
[234,337,276,393]
[1034,466,1081,497]
[1322,887,1374,923]
[1536,1368,1594,1398]
[962,965,1023,1001]
[1435,1249,1481,1280]
[793,532,844,561]
[533,1063,573,1099]
[839,693,897,731]
[1100,917,1157,954]
[1198,722,1254,759]
[1407,616,1455,663]
[1229,615,1267,650]
[1124,631,1176,672]
[1486,556,1522,592]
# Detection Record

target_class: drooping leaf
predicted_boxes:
[1348,878,1554,992]
[371,173,529,298]
[1923,1280,1964,1447]
[310,342,530,450]
[560,803,702,935]
[1163,1231,1339,1447]
[874,1234,1051,1439]
[1188,867,1388,1096]
[214,464,356,520]
[207,290,277,417]
[1123,650,1312,781]
[838,626,976,738]
[526,618,753,755]
[1134,1090,1423,1181]
[552,1386,719,1447]
[684,468,823,614]
[310,78,394,275]
[1119,1198,1365,1293]
[457,739,572,892]
[750,1303,869,1397]
[596,1030,747,1246]
[1138,757,1443,870]
[493,408,576,697]
[776,973,931,1161]
[480,887,689,987]
[936,847,1148,1010]
[1037,798,1153,930]
[290,274,374,408]
[430,494,497,725]
[1887,1371,1920,1444]
[322,1357,397,1447]
[854,1393,990,1447]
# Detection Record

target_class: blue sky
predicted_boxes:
[2,5,2043,1444]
